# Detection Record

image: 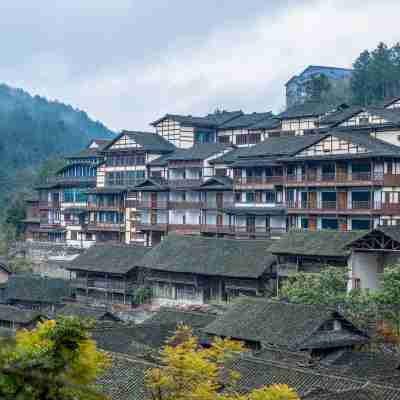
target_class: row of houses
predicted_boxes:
[23,95,400,248]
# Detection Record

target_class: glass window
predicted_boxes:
[321,218,338,230]
[351,219,371,230]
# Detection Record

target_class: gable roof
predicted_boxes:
[204,299,366,350]
[319,106,364,127]
[139,235,276,278]
[131,178,169,192]
[346,225,400,250]
[209,146,254,165]
[151,111,244,128]
[284,131,400,161]
[250,116,281,130]
[66,139,111,159]
[366,107,400,124]
[0,304,43,324]
[269,231,367,257]
[67,244,151,274]
[2,275,71,304]
[278,102,335,119]
[198,176,233,190]
[239,134,328,158]
[103,131,175,153]
[218,112,273,129]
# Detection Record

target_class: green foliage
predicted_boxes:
[0,317,110,400]
[304,74,332,102]
[133,286,153,305]
[37,158,68,183]
[146,325,299,400]
[280,267,347,306]
[0,83,113,207]
[351,42,400,105]
[7,256,34,274]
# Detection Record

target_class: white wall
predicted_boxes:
[348,252,383,292]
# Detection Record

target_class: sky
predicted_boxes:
[1,0,400,132]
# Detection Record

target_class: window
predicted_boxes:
[321,218,338,230]
[248,133,261,144]
[353,278,361,289]
[236,134,248,145]
[359,117,369,125]
[86,233,93,241]
[351,219,371,230]
[218,136,231,144]
[301,218,309,229]
[265,191,276,203]
[235,192,242,202]
[215,168,227,177]
[246,192,254,203]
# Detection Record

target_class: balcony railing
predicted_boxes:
[47,176,96,184]
[87,203,124,211]
[167,179,202,187]
[86,223,124,231]
[200,225,235,234]
[288,200,379,212]
[136,223,168,231]
[168,201,203,209]
[287,172,384,185]
[71,278,130,291]
[234,176,284,187]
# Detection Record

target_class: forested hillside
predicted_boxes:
[0,83,114,203]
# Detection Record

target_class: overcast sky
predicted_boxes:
[1,0,400,132]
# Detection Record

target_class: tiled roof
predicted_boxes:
[67,244,151,274]
[0,304,43,324]
[198,176,233,190]
[218,112,273,129]
[2,275,71,304]
[97,354,153,400]
[139,235,276,279]
[278,102,335,119]
[209,146,255,165]
[204,299,366,350]
[250,117,282,130]
[151,111,244,128]
[103,131,176,153]
[268,231,366,257]
[319,106,363,126]
[66,139,111,159]
[367,107,400,124]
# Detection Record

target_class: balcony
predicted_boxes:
[168,201,203,209]
[286,172,384,187]
[39,201,61,210]
[71,278,130,292]
[201,201,235,210]
[47,176,96,184]
[87,202,123,211]
[86,223,125,232]
[234,176,284,189]
[287,200,380,214]
[135,201,169,210]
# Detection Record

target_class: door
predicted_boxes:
[216,213,223,227]
[338,191,347,211]
[151,192,157,208]
[308,192,317,209]
[216,192,224,209]
[246,215,255,233]
[150,212,157,225]
[308,216,317,232]
[336,163,348,182]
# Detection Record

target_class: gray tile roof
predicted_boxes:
[203,299,366,350]
[139,235,276,278]
[367,107,400,124]
[218,112,273,129]
[67,244,151,274]
[319,106,363,126]
[250,117,281,130]
[151,111,244,128]
[103,131,176,153]
[2,275,71,304]
[268,231,367,257]
[209,146,255,165]
[0,304,43,324]
[278,102,336,119]
[97,354,153,400]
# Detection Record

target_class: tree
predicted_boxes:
[279,267,347,306]
[304,74,332,103]
[0,317,110,400]
[375,265,400,336]
[146,325,299,400]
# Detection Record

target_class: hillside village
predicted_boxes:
[3,65,400,399]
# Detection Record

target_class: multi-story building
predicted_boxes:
[24,96,400,247]
[285,65,352,108]
[28,139,108,248]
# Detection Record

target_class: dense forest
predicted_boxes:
[0,83,114,207]
[305,42,400,107]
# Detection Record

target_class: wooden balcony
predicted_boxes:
[135,201,169,210]
[87,203,123,211]
[39,201,61,210]
[234,176,284,189]
[168,201,203,209]
[287,200,381,214]
[48,176,96,184]
[86,223,125,232]
[235,226,286,238]
[286,172,384,187]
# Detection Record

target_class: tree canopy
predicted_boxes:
[0,317,110,400]
[146,325,299,400]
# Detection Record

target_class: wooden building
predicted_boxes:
[138,235,277,305]
[66,243,150,306]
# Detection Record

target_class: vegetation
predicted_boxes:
[0,317,110,400]
[146,325,299,400]
[280,266,400,337]
[0,83,113,210]
[351,42,400,106]
[133,286,153,305]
